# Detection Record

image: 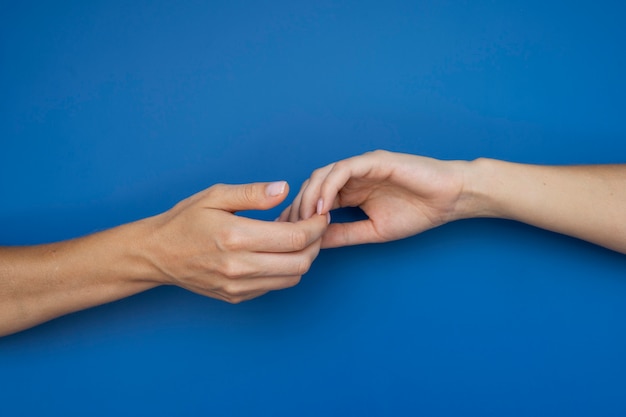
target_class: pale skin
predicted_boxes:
[280,150,626,254]
[0,181,329,336]
[3,151,625,336]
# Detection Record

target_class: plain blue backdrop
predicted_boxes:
[1,1,626,415]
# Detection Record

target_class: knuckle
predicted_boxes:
[206,183,227,197]
[285,276,302,289]
[290,229,309,250]
[242,184,258,203]
[217,228,242,251]
[333,159,348,171]
[223,281,246,297]
[328,161,348,180]
[310,167,325,179]
[333,160,345,170]
[218,258,246,279]
[310,165,331,181]
[215,258,231,276]
[369,149,388,157]
[297,257,312,275]
[226,295,244,304]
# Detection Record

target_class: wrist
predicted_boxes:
[454,157,501,220]
[76,216,170,289]
[122,215,173,286]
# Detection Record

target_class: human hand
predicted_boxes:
[143,181,329,303]
[279,150,471,248]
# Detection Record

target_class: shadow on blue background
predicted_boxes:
[2,1,626,416]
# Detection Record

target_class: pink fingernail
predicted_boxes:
[266,181,286,197]
[326,212,331,224]
[316,198,323,215]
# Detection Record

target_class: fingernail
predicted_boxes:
[266,181,286,197]
[326,212,331,224]
[316,198,324,215]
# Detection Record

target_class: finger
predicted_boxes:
[288,196,302,222]
[204,181,290,213]
[277,179,308,222]
[180,274,303,304]
[288,180,308,223]
[219,275,303,303]
[277,205,292,222]
[320,220,384,248]
[299,164,335,220]
[221,247,320,279]
[239,275,303,294]
[317,152,385,214]
[224,213,329,253]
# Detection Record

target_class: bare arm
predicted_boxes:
[465,158,626,253]
[281,150,626,253]
[0,223,159,336]
[0,181,328,336]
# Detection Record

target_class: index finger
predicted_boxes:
[316,152,383,214]
[229,213,329,253]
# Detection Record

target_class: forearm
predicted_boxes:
[462,158,626,253]
[0,219,160,336]
[0,180,329,336]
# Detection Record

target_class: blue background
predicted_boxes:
[2,1,626,415]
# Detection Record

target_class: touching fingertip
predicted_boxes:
[316,198,323,215]
[266,181,287,197]
[326,212,331,224]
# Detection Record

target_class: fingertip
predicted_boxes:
[316,198,324,215]
[305,212,332,239]
[263,181,290,212]
[277,206,291,222]
[265,181,288,197]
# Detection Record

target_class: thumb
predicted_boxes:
[207,181,289,212]
[320,220,382,248]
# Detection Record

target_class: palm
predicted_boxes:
[337,181,451,242]
[323,153,465,247]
